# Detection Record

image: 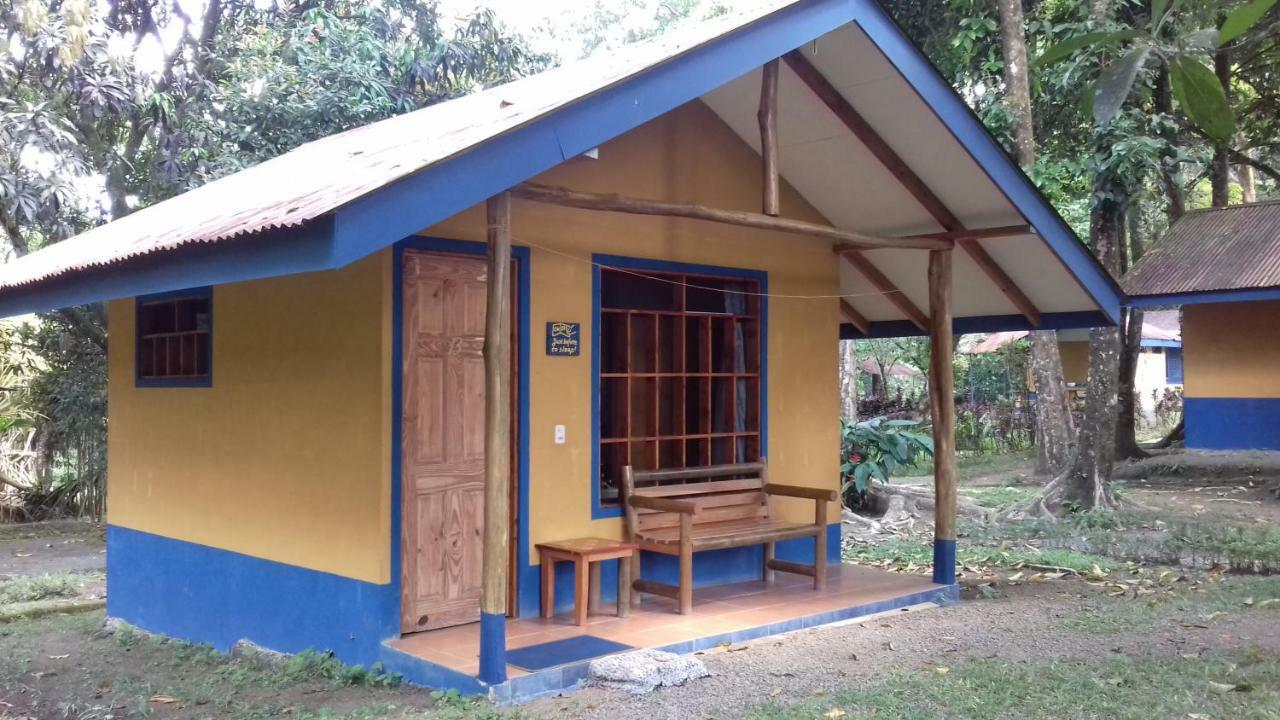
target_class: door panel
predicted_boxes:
[401,252,490,633]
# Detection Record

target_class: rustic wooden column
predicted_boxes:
[758,59,780,216]
[479,192,512,684]
[927,249,957,585]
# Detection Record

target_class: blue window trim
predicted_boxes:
[390,236,533,622]
[590,254,768,520]
[1141,338,1181,349]
[134,286,214,389]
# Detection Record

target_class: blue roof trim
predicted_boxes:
[848,0,1122,325]
[328,0,856,267]
[1128,286,1280,308]
[840,310,1111,339]
[0,221,336,317]
[1141,338,1181,348]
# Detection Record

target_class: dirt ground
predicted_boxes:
[0,450,1278,719]
[524,577,1280,719]
[0,521,105,579]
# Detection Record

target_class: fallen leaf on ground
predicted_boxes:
[149,695,181,704]
[823,710,847,719]
[47,654,69,660]
[935,667,950,675]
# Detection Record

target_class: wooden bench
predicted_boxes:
[620,460,837,615]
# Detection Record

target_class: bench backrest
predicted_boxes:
[620,461,770,535]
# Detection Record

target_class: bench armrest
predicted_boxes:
[763,483,837,502]
[628,495,698,515]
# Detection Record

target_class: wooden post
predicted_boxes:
[927,250,957,585]
[758,59,780,216]
[479,192,512,685]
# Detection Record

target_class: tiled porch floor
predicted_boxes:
[389,565,941,677]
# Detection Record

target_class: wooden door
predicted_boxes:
[401,251,490,633]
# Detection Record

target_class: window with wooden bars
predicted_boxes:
[597,266,763,506]
[136,290,212,387]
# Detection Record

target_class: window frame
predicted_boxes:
[590,255,768,519]
[134,286,214,389]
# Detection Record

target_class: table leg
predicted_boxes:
[589,560,602,614]
[617,556,630,618]
[541,554,555,619]
[574,557,589,626]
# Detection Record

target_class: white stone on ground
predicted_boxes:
[588,649,710,695]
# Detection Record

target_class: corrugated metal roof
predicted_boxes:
[0,1,788,291]
[1124,201,1280,297]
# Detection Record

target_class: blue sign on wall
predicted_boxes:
[546,321,581,356]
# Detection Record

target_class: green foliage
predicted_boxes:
[1170,56,1234,142]
[281,650,402,688]
[839,417,933,500]
[844,536,1114,574]
[0,572,81,605]
[1221,0,1280,42]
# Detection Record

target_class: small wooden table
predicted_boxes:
[536,537,638,626]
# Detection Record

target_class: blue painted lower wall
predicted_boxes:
[1185,397,1280,450]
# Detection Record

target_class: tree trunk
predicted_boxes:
[1211,45,1232,208]
[1011,172,1126,518]
[1115,306,1148,459]
[995,0,1034,167]
[1116,208,1147,460]
[1239,156,1257,203]
[839,339,859,421]
[1031,332,1075,474]
[995,0,1075,477]
[1155,68,1186,222]
[1060,185,1126,510]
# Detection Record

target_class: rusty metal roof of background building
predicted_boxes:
[0,1,786,292]
[1123,201,1280,297]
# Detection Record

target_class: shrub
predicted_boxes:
[840,417,933,507]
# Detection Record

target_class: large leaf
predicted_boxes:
[1151,0,1169,29]
[1220,0,1279,43]
[1093,45,1152,126]
[1035,30,1134,67]
[1170,56,1235,143]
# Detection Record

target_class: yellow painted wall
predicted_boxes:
[425,100,842,555]
[1183,301,1280,398]
[108,99,842,582]
[107,251,394,584]
[1059,341,1089,385]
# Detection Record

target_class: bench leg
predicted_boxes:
[574,558,589,626]
[629,550,642,608]
[540,556,555,619]
[763,541,776,583]
[814,530,828,590]
[678,539,693,615]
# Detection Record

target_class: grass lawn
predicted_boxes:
[747,650,1280,719]
[0,612,506,720]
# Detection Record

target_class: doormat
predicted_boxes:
[506,635,634,671]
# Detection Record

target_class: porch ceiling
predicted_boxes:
[699,22,1112,336]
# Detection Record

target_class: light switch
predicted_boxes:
[554,425,566,444]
